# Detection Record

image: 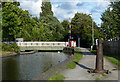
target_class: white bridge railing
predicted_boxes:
[16,42,69,47]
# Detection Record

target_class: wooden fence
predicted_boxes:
[103,40,120,57]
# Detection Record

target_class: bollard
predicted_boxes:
[88,39,110,74]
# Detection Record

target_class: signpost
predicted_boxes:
[70,40,76,47]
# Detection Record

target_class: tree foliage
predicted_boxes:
[61,20,69,41]
[40,2,53,17]
[2,0,102,47]
[40,2,64,41]
[101,1,120,40]
[71,13,100,47]
[2,2,21,41]
[2,1,66,41]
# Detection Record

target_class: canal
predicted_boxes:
[2,52,69,80]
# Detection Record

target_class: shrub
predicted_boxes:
[2,43,12,51]
[10,43,20,53]
[2,43,20,53]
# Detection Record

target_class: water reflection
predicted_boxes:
[2,52,68,80]
[2,57,20,80]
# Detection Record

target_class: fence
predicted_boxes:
[103,40,120,57]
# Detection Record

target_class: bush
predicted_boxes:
[10,43,20,53]
[2,43,12,51]
[2,43,20,53]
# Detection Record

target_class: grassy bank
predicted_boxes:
[90,50,97,55]
[105,56,120,69]
[65,48,83,69]
[89,50,120,69]
[48,48,83,80]
[2,43,20,55]
[48,73,65,80]
[1,43,20,58]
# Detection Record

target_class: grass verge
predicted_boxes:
[65,48,83,69]
[48,48,83,80]
[105,56,120,69]
[90,50,120,69]
[90,50,97,55]
[48,73,65,80]
[95,78,101,80]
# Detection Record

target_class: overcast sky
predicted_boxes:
[18,0,110,25]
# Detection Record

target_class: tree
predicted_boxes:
[2,2,21,41]
[18,10,33,41]
[2,2,35,41]
[30,17,53,41]
[40,1,64,41]
[40,2,53,17]
[2,1,67,42]
[61,20,69,41]
[101,1,120,40]
[71,13,99,47]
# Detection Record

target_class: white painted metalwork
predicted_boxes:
[16,42,69,47]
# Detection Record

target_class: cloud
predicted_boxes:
[18,0,110,24]
[76,2,86,6]
[19,0,42,18]
[56,2,78,10]
[52,2,78,22]
[91,7,103,13]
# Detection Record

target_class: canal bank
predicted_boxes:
[1,52,18,58]
[36,48,83,80]
[35,56,73,80]
[1,50,38,58]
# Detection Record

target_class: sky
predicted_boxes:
[18,0,111,25]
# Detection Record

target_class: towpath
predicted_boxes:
[60,47,119,80]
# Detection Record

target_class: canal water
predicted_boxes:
[2,52,69,80]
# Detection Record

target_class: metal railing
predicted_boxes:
[16,42,69,47]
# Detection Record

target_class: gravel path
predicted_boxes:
[60,47,119,80]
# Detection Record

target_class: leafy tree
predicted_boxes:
[30,17,52,41]
[71,13,99,47]
[40,1,64,41]
[2,2,21,41]
[2,1,67,42]
[101,1,120,40]
[2,2,34,41]
[18,10,33,41]
[40,2,53,17]
[61,20,69,41]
